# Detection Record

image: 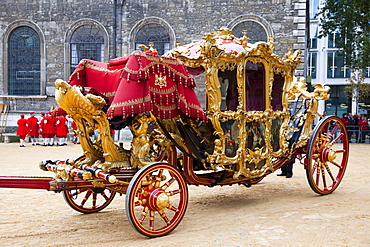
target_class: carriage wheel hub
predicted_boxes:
[147,188,169,210]
[327,150,336,162]
[321,148,336,163]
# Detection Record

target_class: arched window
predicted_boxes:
[232,21,268,43]
[8,26,40,95]
[70,24,105,73]
[135,24,170,55]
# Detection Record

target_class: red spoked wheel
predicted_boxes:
[126,162,188,237]
[306,116,349,195]
[62,155,117,213]
[63,186,116,214]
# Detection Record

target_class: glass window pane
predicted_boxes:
[70,24,105,73]
[327,52,334,78]
[327,52,350,78]
[310,0,319,19]
[245,62,265,111]
[218,69,238,111]
[308,52,317,79]
[8,26,40,95]
[310,23,318,49]
[325,85,350,117]
[232,21,267,43]
[328,32,344,48]
[135,24,170,55]
[272,74,284,111]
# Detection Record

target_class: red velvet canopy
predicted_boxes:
[68,51,206,121]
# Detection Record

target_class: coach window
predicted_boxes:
[272,73,284,111]
[245,62,265,111]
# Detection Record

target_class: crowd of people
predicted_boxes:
[16,111,78,147]
[339,112,369,143]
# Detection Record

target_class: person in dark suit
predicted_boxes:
[277,159,295,178]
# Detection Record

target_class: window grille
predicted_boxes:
[8,26,40,95]
[232,21,267,43]
[135,24,170,55]
[70,25,104,73]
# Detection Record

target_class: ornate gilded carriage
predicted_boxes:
[0,28,349,238]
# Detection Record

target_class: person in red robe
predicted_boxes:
[55,115,69,146]
[16,114,28,147]
[71,121,79,144]
[27,112,39,145]
[39,112,48,146]
[42,112,56,146]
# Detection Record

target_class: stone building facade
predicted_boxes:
[0,0,307,127]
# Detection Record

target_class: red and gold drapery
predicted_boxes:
[68,51,206,121]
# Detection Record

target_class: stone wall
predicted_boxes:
[121,0,303,57]
[0,0,306,117]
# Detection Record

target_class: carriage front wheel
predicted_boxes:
[62,155,117,213]
[306,116,349,195]
[63,186,116,214]
[126,162,188,237]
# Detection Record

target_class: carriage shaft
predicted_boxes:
[0,176,54,190]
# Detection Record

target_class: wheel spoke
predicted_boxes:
[329,132,344,147]
[138,206,149,224]
[101,191,109,200]
[155,169,164,187]
[320,163,327,190]
[142,175,154,188]
[81,190,92,206]
[166,189,182,196]
[158,209,170,225]
[323,162,335,182]
[312,159,319,174]
[330,123,339,136]
[167,204,179,213]
[134,200,143,207]
[92,192,97,208]
[330,160,342,169]
[161,177,176,190]
[149,210,155,231]
[315,161,321,186]
[323,122,330,135]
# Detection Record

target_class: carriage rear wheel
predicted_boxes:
[306,116,349,195]
[126,162,188,237]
